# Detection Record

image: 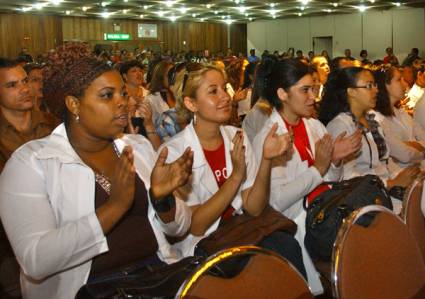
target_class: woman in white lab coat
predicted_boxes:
[162,64,308,277]
[373,66,425,167]
[252,59,363,295]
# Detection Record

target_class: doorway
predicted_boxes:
[313,36,333,59]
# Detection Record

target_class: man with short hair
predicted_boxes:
[0,58,56,172]
[248,49,259,63]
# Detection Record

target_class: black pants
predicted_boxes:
[258,231,307,280]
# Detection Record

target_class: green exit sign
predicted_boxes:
[104,33,131,41]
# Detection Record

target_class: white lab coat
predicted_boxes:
[0,124,191,299]
[374,109,425,167]
[252,108,343,295]
[161,122,257,259]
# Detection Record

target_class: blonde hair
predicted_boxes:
[174,64,226,123]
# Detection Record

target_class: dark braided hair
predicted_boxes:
[43,42,112,122]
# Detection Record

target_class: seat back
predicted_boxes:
[402,179,425,261]
[332,205,425,299]
[177,246,313,299]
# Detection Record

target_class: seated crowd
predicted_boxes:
[0,42,424,298]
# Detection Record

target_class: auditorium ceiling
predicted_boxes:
[1,0,425,23]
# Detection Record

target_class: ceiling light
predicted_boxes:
[298,12,303,16]
[124,0,128,2]
[369,0,375,3]
[323,9,333,13]
[157,10,165,17]
[139,14,144,18]
[244,12,249,17]
[122,9,129,14]
[179,7,188,13]
[333,2,338,7]
[192,13,197,17]
[200,18,205,21]
[300,6,305,10]
[101,2,108,7]
[248,17,253,21]
[272,15,276,19]
[394,2,401,6]
[269,3,275,8]
[143,5,148,9]
[65,10,71,15]
[300,0,310,5]
[82,6,88,11]
[206,4,212,9]
[357,5,367,12]
[214,10,219,15]
[101,11,111,18]
[50,0,62,5]
[238,6,247,13]
[235,0,240,3]
[224,19,233,25]
[169,15,177,21]
[221,16,225,19]
[34,3,45,10]
[269,9,277,15]
[165,1,174,7]
[22,6,33,12]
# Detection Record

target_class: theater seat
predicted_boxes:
[402,179,425,261]
[332,205,425,299]
[177,246,313,299]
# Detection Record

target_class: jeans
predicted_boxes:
[258,231,307,280]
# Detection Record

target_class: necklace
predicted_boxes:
[95,141,120,195]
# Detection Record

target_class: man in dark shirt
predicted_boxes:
[0,58,56,297]
[0,58,57,173]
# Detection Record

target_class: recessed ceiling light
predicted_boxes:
[82,6,88,11]
[200,18,205,21]
[221,16,225,19]
[139,14,144,18]
[357,5,367,12]
[22,6,33,12]
[192,13,197,17]
[169,15,177,21]
[50,0,62,5]
[124,0,128,2]
[298,12,303,16]
[269,3,275,8]
[157,10,165,17]
[65,10,71,15]
[272,15,276,19]
[34,3,45,10]
[122,9,129,14]
[238,6,247,13]
[249,17,253,21]
[224,19,233,25]
[206,4,212,9]
[143,5,148,9]
[179,7,188,13]
[101,11,111,18]
[300,6,305,11]
[214,10,219,15]
[165,1,174,7]
[333,2,338,7]
[101,2,108,7]
[300,0,309,5]
[394,2,401,6]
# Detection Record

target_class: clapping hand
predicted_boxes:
[332,129,362,165]
[151,147,194,199]
[231,131,247,182]
[262,123,292,160]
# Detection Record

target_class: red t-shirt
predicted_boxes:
[284,118,330,205]
[203,142,234,219]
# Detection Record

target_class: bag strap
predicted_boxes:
[302,180,340,210]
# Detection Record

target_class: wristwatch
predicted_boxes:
[149,188,176,213]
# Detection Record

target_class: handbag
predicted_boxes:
[195,205,297,257]
[304,174,392,262]
[75,256,203,299]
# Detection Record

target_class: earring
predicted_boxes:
[75,114,80,123]
[193,114,197,125]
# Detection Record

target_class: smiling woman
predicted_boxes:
[0,42,194,299]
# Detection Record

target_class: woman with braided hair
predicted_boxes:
[0,42,194,299]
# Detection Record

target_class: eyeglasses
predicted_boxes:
[352,82,377,90]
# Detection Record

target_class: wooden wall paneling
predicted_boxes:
[230,23,247,56]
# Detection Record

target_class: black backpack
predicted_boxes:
[304,175,393,262]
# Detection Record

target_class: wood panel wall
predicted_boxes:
[230,23,248,56]
[0,13,247,58]
[0,13,63,58]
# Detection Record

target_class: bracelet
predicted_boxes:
[149,188,176,213]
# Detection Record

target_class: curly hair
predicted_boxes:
[43,42,112,121]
